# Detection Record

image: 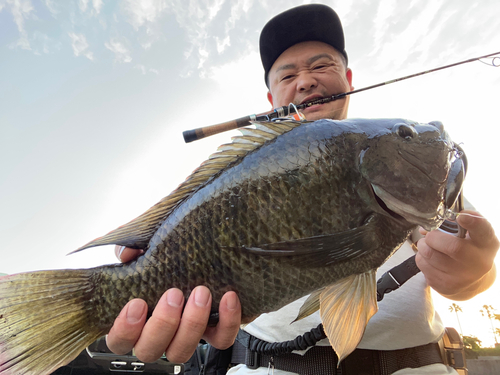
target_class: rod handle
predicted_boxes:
[182,116,251,143]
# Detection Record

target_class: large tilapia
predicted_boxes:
[0,118,464,374]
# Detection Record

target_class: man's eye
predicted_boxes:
[312,64,328,70]
[281,74,294,81]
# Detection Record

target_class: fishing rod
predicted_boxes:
[183,50,499,143]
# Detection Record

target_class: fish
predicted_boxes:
[0,118,465,374]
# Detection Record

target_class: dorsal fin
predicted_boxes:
[71,120,305,253]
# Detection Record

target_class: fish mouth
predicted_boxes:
[371,184,446,230]
[370,147,465,231]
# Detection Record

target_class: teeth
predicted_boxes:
[302,98,324,106]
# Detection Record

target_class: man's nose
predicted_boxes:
[297,72,317,91]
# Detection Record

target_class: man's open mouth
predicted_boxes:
[300,96,328,108]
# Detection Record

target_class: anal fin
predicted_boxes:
[293,288,323,322]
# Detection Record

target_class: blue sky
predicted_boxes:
[1,0,499,346]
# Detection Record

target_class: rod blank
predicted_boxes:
[183,51,500,143]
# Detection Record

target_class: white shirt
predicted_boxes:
[228,241,458,375]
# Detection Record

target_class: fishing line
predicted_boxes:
[288,103,306,121]
[479,56,500,67]
[440,211,483,238]
[183,50,500,143]
[445,210,484,221]
[458,212,484,219]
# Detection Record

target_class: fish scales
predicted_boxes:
[0,118,463,374]
[92,120,414,326]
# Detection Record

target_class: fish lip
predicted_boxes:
[445,146,466,209]
[397,147,450,184]
[371,184,445,231]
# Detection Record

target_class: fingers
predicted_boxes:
[420,211,499,265]
[417,230,461,264]
[106,299,148,355]
[164,286,212,363]
[415,210,499,298]
[415,235,471,297]
[108,287,207,364]
[115,245,144,263]
[133,289,185,363]
[457,211,499,250]
[106,288,240,364]
[203,291,241,350]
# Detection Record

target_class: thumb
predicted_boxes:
[114,245,144,263]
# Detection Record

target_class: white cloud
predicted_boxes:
[141,41,152,50]
[135,64,159,75]
[43,0,59,16]
[368,1,449,71]
[92,0,103,14]
[208,50,263,95]
[105,38,132,63]
[370,0,395,56]
[32,31,61,55]
[3,0,35,50]
[78,0,103,15]
[215,35,230,54]
[224,0,251,34]
[206,0,225,20]
[9,36,30,50]
[68,32,94,60]
[135,64,146,74]
[78,0,88,13]
[121,0,257,75]
[123,0,168,30]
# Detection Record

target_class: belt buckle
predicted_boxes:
[246,349,260,370]
[440,327,468,375]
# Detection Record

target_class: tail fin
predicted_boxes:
[0,270,105,375]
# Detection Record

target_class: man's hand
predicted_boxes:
[106,247,241,363]
[416,210,499,301]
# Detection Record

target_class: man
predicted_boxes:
[106,4,498,374]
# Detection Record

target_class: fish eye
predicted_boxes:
[393,123,417,140]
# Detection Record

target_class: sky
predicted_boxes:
[1,0,499,347]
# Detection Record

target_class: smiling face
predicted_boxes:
[267,41,353,121]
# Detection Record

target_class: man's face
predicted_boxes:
[267,41,353,121]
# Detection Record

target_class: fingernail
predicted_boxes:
[167,289,184,308]
[458,213,473,226]
[126,299,146,323]
[227,293,238,310]
[194,287,210,307]
[118,246,126,261]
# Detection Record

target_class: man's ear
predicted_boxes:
[267,91,274,107]
[346,68,354,91]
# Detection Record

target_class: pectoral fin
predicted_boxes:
[320,270,378,363]
[242,215,381,268]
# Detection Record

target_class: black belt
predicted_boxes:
[231,331,443,375]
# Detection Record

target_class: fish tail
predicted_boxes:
[0,269,105,375]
